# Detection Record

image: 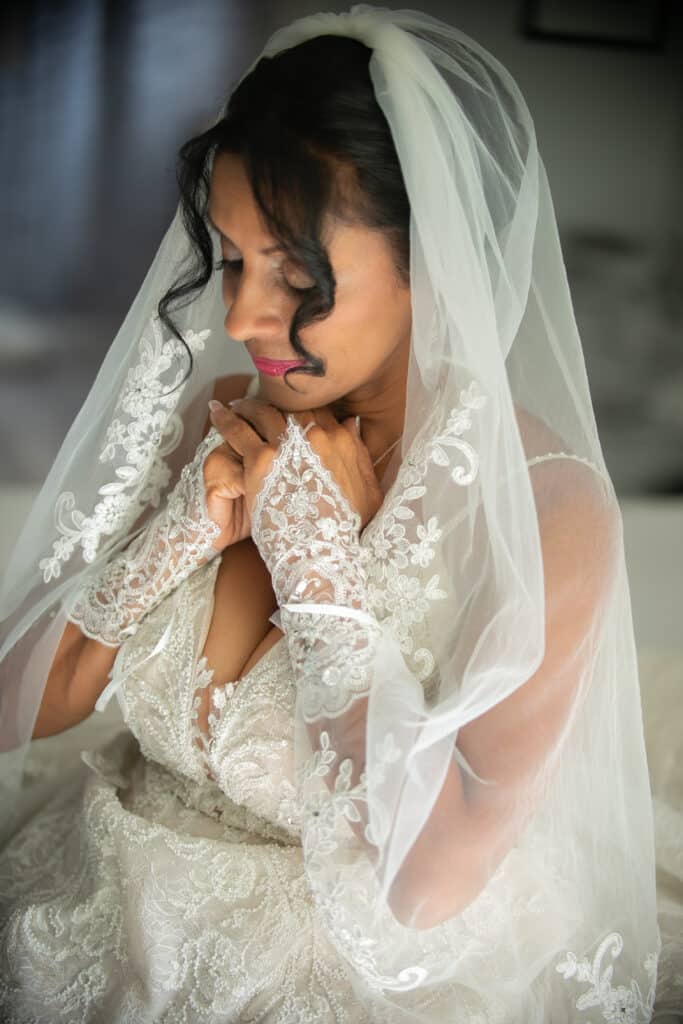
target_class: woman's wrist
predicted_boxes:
[279,554,370,613]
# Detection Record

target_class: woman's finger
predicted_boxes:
[208,404,265,460]
[288,409,318,434]
[342,415,361,441]
[342,416,380,482]
[226,398,287,444]
[305,405,339,431]
[204,443,245,491]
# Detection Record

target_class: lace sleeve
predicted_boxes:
[252,417,381,716]
[64,427,226,647]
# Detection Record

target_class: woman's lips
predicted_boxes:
[251,356,305,377]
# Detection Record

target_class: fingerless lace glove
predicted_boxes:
[64,426,227,647]
[251,416,382,722]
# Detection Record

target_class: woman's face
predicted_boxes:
[208,151,412,416]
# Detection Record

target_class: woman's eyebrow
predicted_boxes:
[206,209,285,256]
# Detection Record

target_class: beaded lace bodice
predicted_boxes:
[111,387,613,837]
[111,390,486,844]
[113,556,301,838]
[112,495,440,841]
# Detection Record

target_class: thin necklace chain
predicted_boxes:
[371,434,402,468]
[354,415,402,468]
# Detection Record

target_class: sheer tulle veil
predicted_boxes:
[0,5,660,1018]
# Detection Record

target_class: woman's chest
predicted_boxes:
[115,554,297,804]
[192,538,282,741]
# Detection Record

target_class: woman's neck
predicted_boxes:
[330,346,408,481]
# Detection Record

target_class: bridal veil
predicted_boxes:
[0,5,660,1019]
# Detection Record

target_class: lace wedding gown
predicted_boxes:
[0,436,671,1024]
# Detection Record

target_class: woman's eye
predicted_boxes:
[283,275,314,294]
[215,257,312,295]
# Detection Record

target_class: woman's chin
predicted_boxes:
[255,374,340,412]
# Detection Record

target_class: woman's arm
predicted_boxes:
[32,373,255,740]
[287,461,620,930]
[31,623,120,739]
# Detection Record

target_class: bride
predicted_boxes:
[0,6,664,1022]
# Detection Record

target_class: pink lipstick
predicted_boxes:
[251,356,305,377]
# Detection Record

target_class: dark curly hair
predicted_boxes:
[157,34,411,392]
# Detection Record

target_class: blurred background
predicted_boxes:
[1,0,682,650]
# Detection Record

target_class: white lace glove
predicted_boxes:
[250,415,382,722]
[64,426,227,646]
[247,414,399,968]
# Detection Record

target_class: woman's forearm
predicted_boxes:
[30,429,231,741]
[283,567,484,931]
[31,622,120,739]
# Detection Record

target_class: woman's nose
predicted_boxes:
[222,278,288,345]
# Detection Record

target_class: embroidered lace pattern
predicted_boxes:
[359,380,488,692]
[556,932,659,1023]
[250,416,368,615]
[39,315,211,582]
[251,415,381,722]
[192,642,303,838]
[113,558,226,787]
[64,426,225,646]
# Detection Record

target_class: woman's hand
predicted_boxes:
[207,398,384,532]
[201,428,254,550]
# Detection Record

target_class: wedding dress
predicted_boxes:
[0,405,664,1021]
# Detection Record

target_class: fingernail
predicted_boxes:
[355,415,361,435]
[208,400,223,414]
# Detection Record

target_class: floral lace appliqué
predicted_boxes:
[296,727,430,992]
[251,416,368,613]
[40,315,210,582]
[360,379,488,679]
[556,932,658,1023]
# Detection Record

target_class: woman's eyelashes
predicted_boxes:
[216,256,242,273]
[215,256,312,295]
